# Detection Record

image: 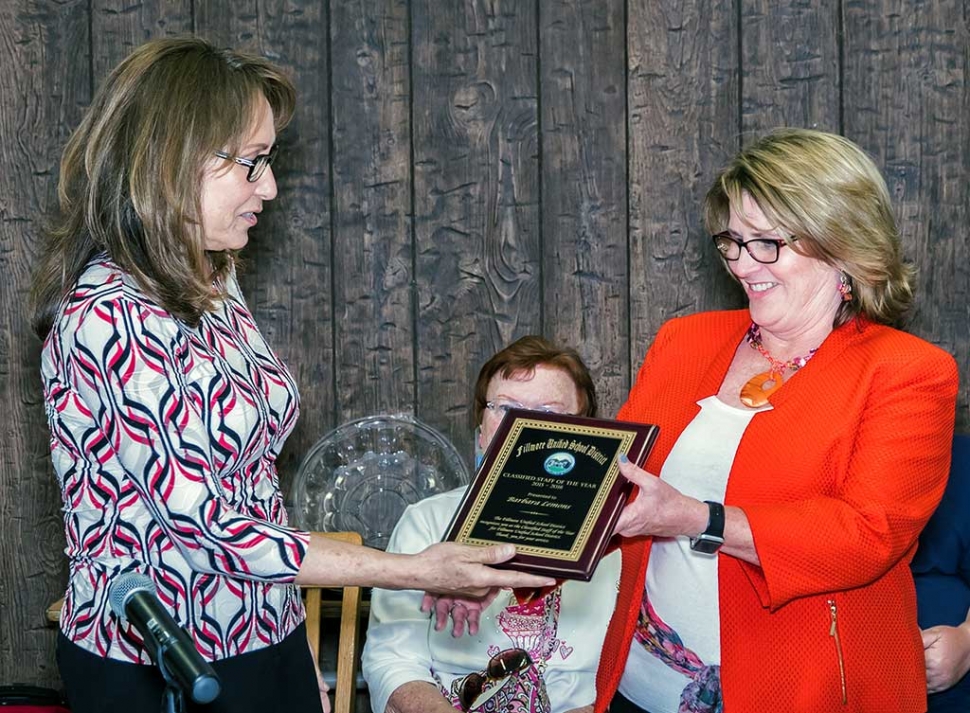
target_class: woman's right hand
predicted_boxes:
[410,542,554,597]
[613,458,760,564]
[297,533,554,592]
[614,458,707,538]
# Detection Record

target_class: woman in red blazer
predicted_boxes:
[598,129,958,713]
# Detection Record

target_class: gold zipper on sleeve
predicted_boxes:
[827,598,848,705]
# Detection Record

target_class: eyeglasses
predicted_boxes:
[712,231,794,265]
[213,143,278,182]
[485,400,567,417]
[458,648,533,711]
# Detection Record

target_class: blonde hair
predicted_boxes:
[704,128,914,326]
[31,37,296,338]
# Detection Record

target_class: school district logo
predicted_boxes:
[544,452,576,476]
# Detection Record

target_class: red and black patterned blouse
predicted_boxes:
[42,256,311,663]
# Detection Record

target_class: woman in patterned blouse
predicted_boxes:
[30,37,552,713]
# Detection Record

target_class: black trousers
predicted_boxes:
[57,622,323,713]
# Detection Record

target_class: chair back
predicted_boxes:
[304,531,364,713]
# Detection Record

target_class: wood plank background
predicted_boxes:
[0,0,966,690]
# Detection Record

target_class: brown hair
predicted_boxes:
[473,336,598,426]
[704,128,914,327]
[30,37,296,338]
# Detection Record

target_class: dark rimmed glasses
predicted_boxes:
[458,648,533,712]
[712,231,794,265]
[213,143,278,182]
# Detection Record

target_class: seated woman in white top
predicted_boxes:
[362,336,620,713]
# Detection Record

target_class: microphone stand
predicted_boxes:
[156,644,187,713]
[161,685,185,713]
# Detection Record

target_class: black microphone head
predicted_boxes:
[108,572,155,619]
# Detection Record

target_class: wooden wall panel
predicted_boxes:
[740,0,841,135]
[627,0,742,375]
[411,0,541,461]
[540,0,629,418]
[843,0,970,429]
[90,0,191,80]
[0,0,90,686]
[196,2,335,478]
[331,0,415,422]
[2,0,968,691]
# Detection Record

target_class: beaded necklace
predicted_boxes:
[739,324,819,408]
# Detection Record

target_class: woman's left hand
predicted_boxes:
[420,590,499,637]
[317,672,331,713]
[613,458,707,539]
[307,638,331,713]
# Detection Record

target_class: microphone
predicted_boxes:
[109,572,221,704]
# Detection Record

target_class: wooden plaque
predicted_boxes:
[443,409,659,580]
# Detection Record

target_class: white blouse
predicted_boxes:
[363,487,621,713]
[618,396,759,713]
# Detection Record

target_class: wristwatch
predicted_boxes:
[690,501,725,554]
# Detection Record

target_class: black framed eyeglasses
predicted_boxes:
[213,143,278,182]
[712,231,793,265]
[458,648,533,711]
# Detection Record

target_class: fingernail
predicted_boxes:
[619,454,629,464]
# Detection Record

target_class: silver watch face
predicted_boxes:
[690,534,724,554]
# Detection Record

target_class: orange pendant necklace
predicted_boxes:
[740,324,818,408]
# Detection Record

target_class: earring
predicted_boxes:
[838,271,853,302]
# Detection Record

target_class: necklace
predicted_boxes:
[739,324,818,408]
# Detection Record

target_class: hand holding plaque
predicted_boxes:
[443,409,659,580]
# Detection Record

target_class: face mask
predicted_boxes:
[474,427,485,471]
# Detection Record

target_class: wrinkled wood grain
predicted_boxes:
[3,0,967,692]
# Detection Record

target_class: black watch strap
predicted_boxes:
[689,501,725,553]
[702,500,725,539]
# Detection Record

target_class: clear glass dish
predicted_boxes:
[292,413,470,549]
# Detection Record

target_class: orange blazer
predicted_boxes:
[595,311,958,713]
